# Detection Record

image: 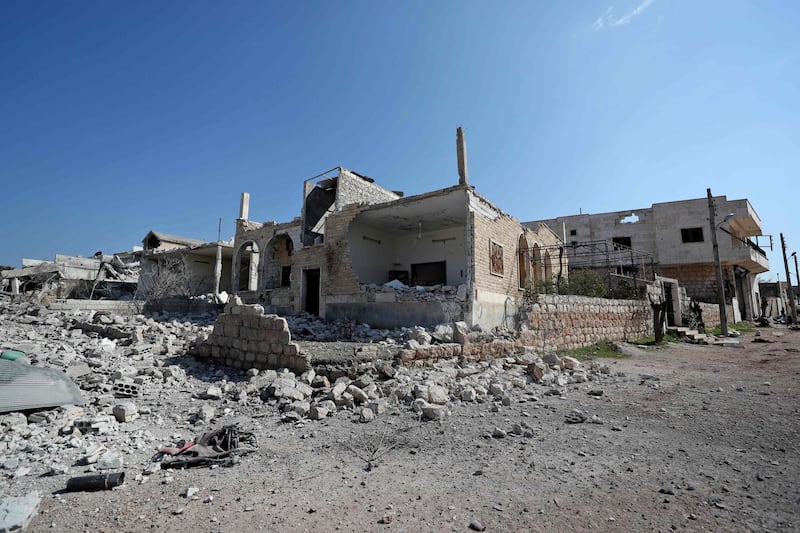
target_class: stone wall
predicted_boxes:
[519,294,653,351]
[335,169,400,209]
[659,264,727,303]
[194,304,308,373]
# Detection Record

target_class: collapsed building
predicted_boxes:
[230,129,564,331]
[0,252,139,301]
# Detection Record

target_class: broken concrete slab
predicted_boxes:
[0,491,40,532]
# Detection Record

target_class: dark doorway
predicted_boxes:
[735,269,747,319]
[303,269,320,315]
[411,261,446,286]
[664,283,676,326]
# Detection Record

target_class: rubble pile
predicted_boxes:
[0,299,620,500]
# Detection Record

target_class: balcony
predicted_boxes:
[721,233,769,273]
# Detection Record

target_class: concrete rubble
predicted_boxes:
[0,299,622,509]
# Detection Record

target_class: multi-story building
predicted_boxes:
[526,195,769,322]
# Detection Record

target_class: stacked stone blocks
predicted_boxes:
[195,304,308,373]
[520,294,653,351]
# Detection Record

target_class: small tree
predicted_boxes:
[137,255,202,305]
[558,269,606,298]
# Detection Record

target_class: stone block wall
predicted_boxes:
[519,294,653,351]
[317,205,362,296]
[659,264,733,303]
[697,302,721,329]
[194,304,308,373]
[468,192,565,330]
[335,169,401,209]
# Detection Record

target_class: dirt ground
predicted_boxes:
[22,328,800,532]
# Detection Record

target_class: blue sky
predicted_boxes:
[1,0,798,281]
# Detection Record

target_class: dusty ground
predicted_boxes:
[19,328,800,532]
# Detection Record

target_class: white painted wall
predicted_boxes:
[348,222,468,286]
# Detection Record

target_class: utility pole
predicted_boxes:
[780,234,797,323]
[707,188,728,336]
[793,252,800,319]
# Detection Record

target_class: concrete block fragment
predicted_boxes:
[112,402,139,423]
[113,380,141,398]
[197,404,215,422]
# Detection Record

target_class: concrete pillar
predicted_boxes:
[10,278,20,295]
[239,192,250,220]
[456,127,469,186]
[249,250,259,291]
[213,243,222,296]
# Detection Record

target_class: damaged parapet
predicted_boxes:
[194,303,308,373]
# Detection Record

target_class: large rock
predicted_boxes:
[308,406,329,420]
[542,353,560,366]
[347,385,369,403]
[428,385,449,405]
[422,404,448,421]
[560,356,581,370]
[430,324,454,343]
[527,362,547,381]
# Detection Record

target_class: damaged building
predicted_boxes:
[526,195,769,323]
[0,253,140,301]
[139,231,235,300]
[231,129,564,330]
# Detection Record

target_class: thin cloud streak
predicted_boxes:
[593,0,656,30]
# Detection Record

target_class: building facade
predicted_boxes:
[231,167,564,330]
[526,195,769,322]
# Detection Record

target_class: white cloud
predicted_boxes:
[593,0,656,30]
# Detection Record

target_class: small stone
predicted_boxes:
[358,407,375,423]
[469,519,486,531]
[184,487,200,498]
[204,385,223,399]
[492,427,507,439]
[461,388,477,402]
[97,450,124,470]
[197,404,215,422]
[565,410,587,424]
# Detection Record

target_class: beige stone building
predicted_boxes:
[526,195,769,322]
[231,164,563,330]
